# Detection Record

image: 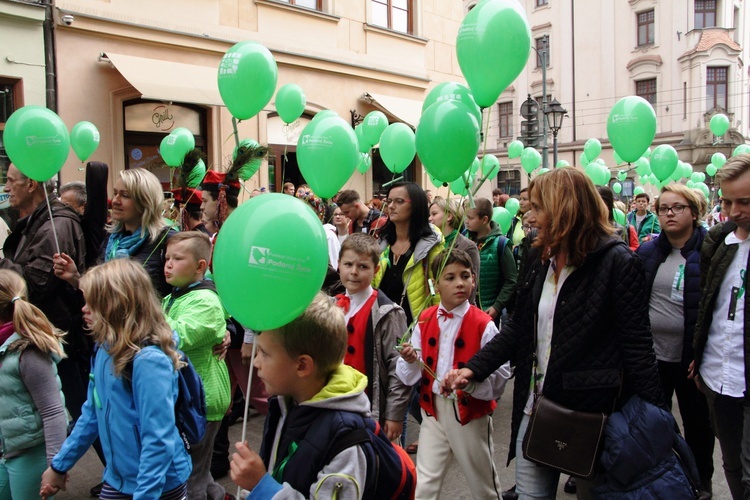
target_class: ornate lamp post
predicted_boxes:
[545,98,567,167]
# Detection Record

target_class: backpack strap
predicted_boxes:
[324,427,370,465]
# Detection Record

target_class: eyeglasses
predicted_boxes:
[657,205,689,216]
[522,225,532,230]
[386,198,411,206]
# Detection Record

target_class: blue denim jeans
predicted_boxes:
[514,414,560,499]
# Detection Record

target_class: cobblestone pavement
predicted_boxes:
[57,377,730,499]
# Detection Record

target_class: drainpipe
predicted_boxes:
[570,0,576,142]
[42,0,57,112]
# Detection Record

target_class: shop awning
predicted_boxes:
[360,92,422,128]
[102,52,223,107]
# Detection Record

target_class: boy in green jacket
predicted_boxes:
[163,231,232,500]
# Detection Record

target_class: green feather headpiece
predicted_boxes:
[227,139,270,183]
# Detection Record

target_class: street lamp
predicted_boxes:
[545,98,567,167]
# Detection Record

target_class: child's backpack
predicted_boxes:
[326,418,416,500]
[94,342,207,452]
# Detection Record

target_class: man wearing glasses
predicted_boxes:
[636,184,714,499]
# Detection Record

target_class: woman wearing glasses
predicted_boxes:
[635,184,714,497]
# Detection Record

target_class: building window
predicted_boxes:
[498,102,513,138]
[636,78,657,106]
[706,66,728,111]
[277,0,321,10]
[372,0,412,34]
[637,10,655,46]
[535,37,550,68]
[695,0,716,29]
[536,0,548,6]
[497,169,521,196]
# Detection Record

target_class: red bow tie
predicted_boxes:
[438,308,454,320]
[336,295,351,314]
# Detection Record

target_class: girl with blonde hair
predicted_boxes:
[0,270,67,499]
[41,259,191,499]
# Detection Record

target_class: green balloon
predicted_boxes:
[733,145,750,156]
[635,157,651,176]
[613,208,626,225]
[469,157,481,176]
[356,152,371,174]
[711,152,726,169]
[456,0,531,108]
[650,144,679,181]
[709,113,730,136]
[612,182,622,194]
[537,168,551,175]
[171,127,195,159]
[505,197,520,216]
[508,140,524,159]
[643,147,652,159]
[362,111,389,146]
[213,194,328,331]
[422,82,481,126]
[634,186,645,196]
[607,96,656,162]
[613,150,623,165]
[449,172,473,196]
[556,160,570,168]
[482,154,500,178]
[694,181,710,199]
[670,161,685,181]
[218,41,278,120]
[297,115,359,198]
[681,162,693,179]
[70,121,100,163]
[379,123,415,174]
[617,170,627,182]
[4,106,70,182]
[354,125,371,153]
[186,159,207,188]
[160,134,184,167]
[416,100,480,183]
[580,152,590,167]
[429,175,444,188]
[520,147,542,174]
[275,83,306,124]
[313,110,338,122]
[706,164,718,177]
[584,138,602,162]
[492,206,512,233]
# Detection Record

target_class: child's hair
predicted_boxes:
[430,197,464,231]
[431,247,473,279]
[0,270,65,357]
[473,197,493,221]
[80,259,181,376]
[167,231,212,263]
[272,292,346,379]
[339,233,380,266]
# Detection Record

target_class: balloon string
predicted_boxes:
[231,117,241,150]
[237,339,258,500]
[45,195,62,256]
[468,107,494,198]
[382,175,404,189]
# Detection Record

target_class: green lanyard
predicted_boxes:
[272,442,299,482]
[739,269,746,300]
[675,265,684,291]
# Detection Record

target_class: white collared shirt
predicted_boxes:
[343,286,375,323]
[395,301,511,401]
[700,231,750,397]
[524,258,576,414]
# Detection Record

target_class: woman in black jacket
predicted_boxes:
[443,167,663,498]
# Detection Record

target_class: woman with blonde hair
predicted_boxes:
[54,168,176,297]
[444,167,664,497]
[428,196,480,305]
[0,270,67,499]
[41,259,191,499]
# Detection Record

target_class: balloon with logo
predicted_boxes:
[491,207,512,233]
[456,0,531,108]
[218,41,278,120]
[520,147,542,174]
[711,152,726,169]
[70,121,100,162]
[482,154,500,178]
[171,127,195,158]
[160,131,192,168]
[362,111,389,146]
[709,113,730,137]
[508,140,524,159]
[650,144,679,182]
[734,145,750,156]
[607,96,656,162]
[379,123,415,174]
[275,83,307,124]
[297,115,359,198]
[583,138,602,162]
[4,106,70,181]
[505,197,520,217]
[356,152,371,174]
[416,100,480,183]
[213,194,328,331]
[422,82,482,125]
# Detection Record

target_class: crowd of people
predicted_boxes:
[1,154,750,499]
